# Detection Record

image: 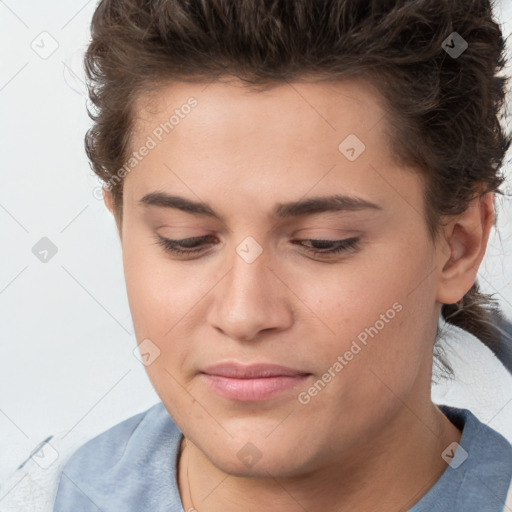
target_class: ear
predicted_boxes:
[103,187,123,240]
[103,187,114,214]
[436,192,495,305]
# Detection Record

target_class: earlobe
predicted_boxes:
[102,187,123,240]
[436,192,494,305]
[103,187,114,214]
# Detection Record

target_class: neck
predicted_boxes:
[178,401,461,512]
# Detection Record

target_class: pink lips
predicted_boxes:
[200,363,311,401]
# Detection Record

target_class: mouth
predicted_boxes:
[200,362,312,401]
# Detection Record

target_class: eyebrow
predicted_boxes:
[139,191,382,220]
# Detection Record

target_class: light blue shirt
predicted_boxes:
[52,402,512,511]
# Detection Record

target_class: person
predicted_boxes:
[19,0,512,510]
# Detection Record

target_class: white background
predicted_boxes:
[1,0,512,484]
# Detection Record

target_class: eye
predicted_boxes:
[291,237,360,256]
[153,234,217,255]
[153,234,360,258]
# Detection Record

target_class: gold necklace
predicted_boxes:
[185,438,197,511]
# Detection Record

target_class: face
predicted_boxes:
[116,78,445,477]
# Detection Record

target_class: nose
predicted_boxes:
[206,243,294,342]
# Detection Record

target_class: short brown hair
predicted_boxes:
[83,0,511,375]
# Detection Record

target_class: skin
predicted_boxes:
[104,78,494,511]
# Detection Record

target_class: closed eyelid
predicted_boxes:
[153,233,361,259]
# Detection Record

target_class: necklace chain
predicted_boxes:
[185,438,197,511]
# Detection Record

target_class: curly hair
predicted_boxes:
[83,0,511,376]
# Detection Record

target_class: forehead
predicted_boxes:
[132,77,390,149]
[123,77,420,219]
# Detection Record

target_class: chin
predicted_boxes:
[198,436,313,479]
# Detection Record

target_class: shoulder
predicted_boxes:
[411,405,512,511]
[439,405,512,454]
[0,402,183,512]
[59,401,178,475]
[442,405,512,483]
[52,401,184,511]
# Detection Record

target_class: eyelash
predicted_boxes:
[153,234,360,257]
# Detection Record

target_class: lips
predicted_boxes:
[201,362,310,379]
[200,362,312,401]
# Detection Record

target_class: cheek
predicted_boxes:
[121,227,200,336]
[121,231,222,394]
[287,248,435,441]
[121,239,200,404]
[291,239,435,380]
